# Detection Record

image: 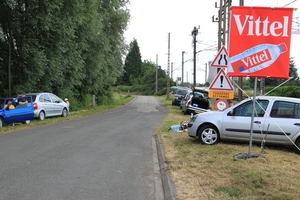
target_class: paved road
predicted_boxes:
[0,96,167,200]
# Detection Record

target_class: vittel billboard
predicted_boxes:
[227,6,294,78]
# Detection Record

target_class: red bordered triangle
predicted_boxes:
[210,46,228,68]
[209,69,234,91]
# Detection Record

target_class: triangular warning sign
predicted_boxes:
[210,46,228,68]
[209,69,234,91]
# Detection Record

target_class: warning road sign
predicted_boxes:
[210,46,228,68]
[209,69,234,91]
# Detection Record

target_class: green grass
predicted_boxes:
[157,95,300,200]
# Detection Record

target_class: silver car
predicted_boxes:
[181,87,210,115]
[26,92,69,120]
[187,96,300,149]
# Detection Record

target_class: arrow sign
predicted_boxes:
[210,46,228,68]
[209,69,234,91]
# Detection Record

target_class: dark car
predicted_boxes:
[172,87,192,106]
[181,87,211,114]
[0,97,34,127]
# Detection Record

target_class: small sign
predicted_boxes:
[214,99,229,111]
[210,46,228,68]
[209,91,234,99]
[209,69,234,91]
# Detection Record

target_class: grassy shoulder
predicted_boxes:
[157,96,300,200]
[0,94,134,134]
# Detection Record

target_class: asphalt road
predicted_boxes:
[0,96,167,200]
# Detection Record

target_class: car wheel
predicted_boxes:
[38,111,45,120]
[198,125,219,145]
[62,108,68,117]
[0,118,3,127]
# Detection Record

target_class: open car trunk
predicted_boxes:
[191,96,210,109]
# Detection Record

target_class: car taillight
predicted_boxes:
[188,100,191,105]
[33,102,38,110]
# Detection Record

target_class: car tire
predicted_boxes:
[38,111,45,120]
[198,124,219,145]
[62,108,68,117]
[0,118,3,127]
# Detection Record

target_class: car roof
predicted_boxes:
[238,96,300,104]
[26,92,51,95]
[194,87,209,93]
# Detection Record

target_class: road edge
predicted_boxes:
[155,134,176,200]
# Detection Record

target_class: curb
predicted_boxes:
[155,134,176,200]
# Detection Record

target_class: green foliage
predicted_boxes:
[121,39,142,85]
[0,0,130,104]
[267,86,300,98]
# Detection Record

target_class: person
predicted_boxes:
[4,99,15,126]
[18,92,28,105]
[4,99,15,110]
[64,98,70,115]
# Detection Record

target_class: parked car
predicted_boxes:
[181,87,211,115]
[187,96,300,149]
[0,97,34,127]
[172,87,192,106]
[180,90,193,109]
[26,92,69,120]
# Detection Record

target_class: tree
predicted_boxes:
[122,39,142,85]
[0,0,130,106]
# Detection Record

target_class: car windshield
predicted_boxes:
[194,92,204,98]
[176,89,188,95]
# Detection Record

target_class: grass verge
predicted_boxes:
[158,96,300,200]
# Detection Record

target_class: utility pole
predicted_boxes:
[238,0,244,101]
[192,26,199,87]
[171,62,173,80]
[181,51,185,86]
[155,54,158,94]
[166,32,170,99]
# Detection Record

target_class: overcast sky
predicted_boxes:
[124,0,300,84]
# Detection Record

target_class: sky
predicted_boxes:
[124,0,300,84]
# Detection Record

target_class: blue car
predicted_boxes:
[0,97,34,127]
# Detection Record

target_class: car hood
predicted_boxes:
[193,110,225,121]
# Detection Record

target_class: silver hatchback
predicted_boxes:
[187,96,300,149]
[27,92,69,120]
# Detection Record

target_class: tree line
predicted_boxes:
[0,0,131,108]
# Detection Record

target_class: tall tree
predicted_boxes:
[0,0,130,103]
[123,39,142,85]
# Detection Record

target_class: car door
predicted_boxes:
[39,94,54,116]
[221,99,269,142]
[49,93,63,116]
[262,100,300,146]
[4,97,34,123]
